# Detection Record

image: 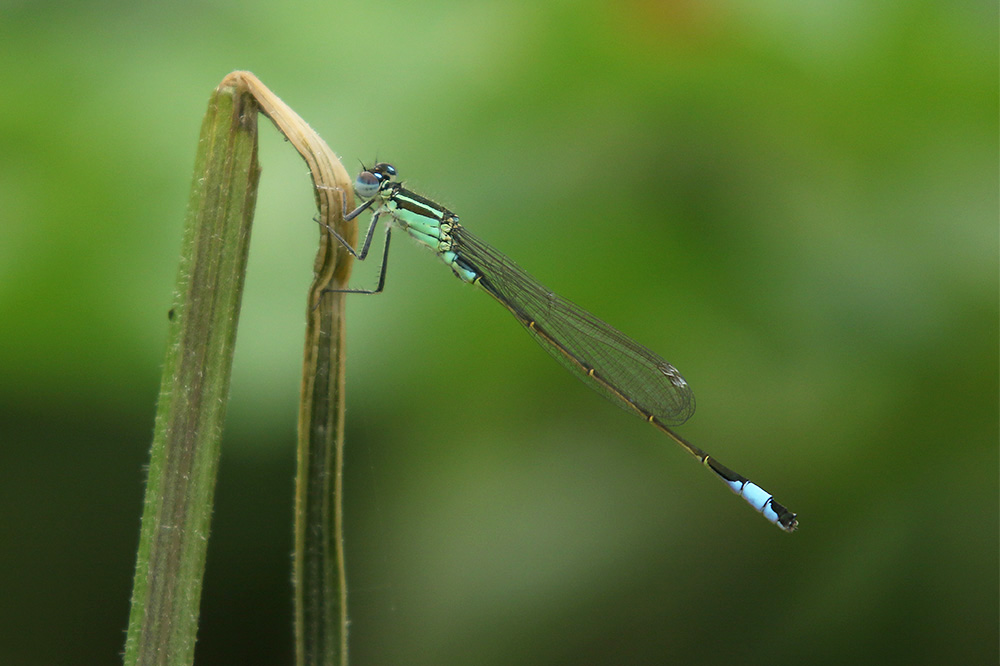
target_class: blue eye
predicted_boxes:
[354,171,380,199]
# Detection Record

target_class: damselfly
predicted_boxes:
[318,163,797,532]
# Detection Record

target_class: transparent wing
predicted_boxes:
[452,226,695,426]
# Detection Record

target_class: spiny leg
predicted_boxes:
[322,226,393,296]
[314,185,381,260]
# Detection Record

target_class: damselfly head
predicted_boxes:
[354,162,398,199]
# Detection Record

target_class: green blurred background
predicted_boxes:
[1,1,996,664]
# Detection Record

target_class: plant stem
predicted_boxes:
[123,70,354,666]
[123,79,260,666]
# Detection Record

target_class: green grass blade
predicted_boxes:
[296,239,351,665]
[123,80,260,666]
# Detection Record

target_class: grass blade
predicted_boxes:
[123,80,260,666]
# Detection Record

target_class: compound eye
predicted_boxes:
[354,170,380,199]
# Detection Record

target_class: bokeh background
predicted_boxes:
[1,1,996,664]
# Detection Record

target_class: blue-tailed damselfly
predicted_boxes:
[319,163,797,532]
